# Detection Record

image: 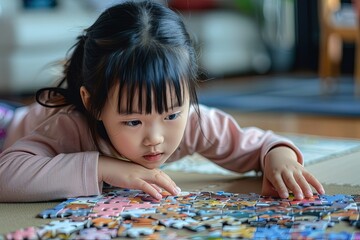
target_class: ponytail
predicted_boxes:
[36,35,87,112]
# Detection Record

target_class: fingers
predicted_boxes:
[294,174,313,199]
[99,157,182,200]
[287,170,325,199]
[151,169,181,196]
[267,174,290,199]
[136,180,164,200]
[151,184,163,193]
[303,171,325,195]
[128,176,179,201]
[266,169,325,200]
[129,169,180,200]
[262,147,324,200]
[261,176,280,197]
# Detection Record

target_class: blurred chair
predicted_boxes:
[318,0,360,95]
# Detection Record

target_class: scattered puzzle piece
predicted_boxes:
[1,190,359,239]
[5,227,38,240]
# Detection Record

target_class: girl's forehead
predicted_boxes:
[107,81,188,113]
[109,81,186,98]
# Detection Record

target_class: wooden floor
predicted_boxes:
[199,74,360,139]
[226,110,360,139]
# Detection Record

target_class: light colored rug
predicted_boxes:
[162,134,360,182]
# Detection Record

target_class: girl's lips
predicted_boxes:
[143,153,163,161]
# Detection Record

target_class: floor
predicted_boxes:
[227,111,360,139]
[4,73,360,139]
[198,74,360,139]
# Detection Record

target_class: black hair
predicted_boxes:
[36,0,200,150]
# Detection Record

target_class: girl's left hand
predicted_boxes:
[261,146,325,200]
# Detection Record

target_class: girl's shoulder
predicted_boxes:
[13,102,88,139]
[188,104,235,124]
[3,102,91,150]
[27,102,85,125]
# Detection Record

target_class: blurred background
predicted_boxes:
[0,0,341,92]
[1,0,360,138]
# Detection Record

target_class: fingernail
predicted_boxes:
[282,192,289,199]
[174,186,181,194]
[156,193,163,200]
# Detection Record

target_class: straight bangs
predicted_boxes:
[106,46,195,114]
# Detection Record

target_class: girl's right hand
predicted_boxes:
[98,156,181,200]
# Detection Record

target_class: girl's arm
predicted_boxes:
[174,104,302,173]
[0,105,181,202]
[0,111,101,202]
[174,104,324,199]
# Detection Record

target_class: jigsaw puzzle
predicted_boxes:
[2,188,360,239]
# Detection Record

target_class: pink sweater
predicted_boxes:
[0,103,302,202]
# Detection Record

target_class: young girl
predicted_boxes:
[0,0,324,202]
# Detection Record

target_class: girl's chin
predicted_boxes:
[138,160,164,169]
[141,156,169,169]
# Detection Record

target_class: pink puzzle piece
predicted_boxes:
[5,227,38,240]
[102,196,130,204]
[123,202,157,210]
[89,202,129,218]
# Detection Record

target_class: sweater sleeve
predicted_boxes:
[170,104,303,173]
[0,109,101,202]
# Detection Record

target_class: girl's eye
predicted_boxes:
[165,112,180,120]
[123,120,141,126]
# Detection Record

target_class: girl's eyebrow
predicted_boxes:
[118,103,184,115]
[119,110,142,115]
[170,101,182,108]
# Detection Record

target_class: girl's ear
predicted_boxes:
[80,86,102,121]
[80,86,91,111]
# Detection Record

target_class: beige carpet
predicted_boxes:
[306,149,360,186]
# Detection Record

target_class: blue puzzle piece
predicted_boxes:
[254,225,291,239]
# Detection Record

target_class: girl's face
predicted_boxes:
[100,84,190,169]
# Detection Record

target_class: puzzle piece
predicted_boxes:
[292,220,332,231]
[321,194,354,205]
[89,202,129,218]
[116,218,161,238]
[5,227,38,240]
[119,227,155,238]
[59,208,92,218]
[289,195,322,207]
[226,210,258,223]
[37,219,87,238]
[3,189,360,239]
[222,225,256,239]
[91,217,120,228]
[254,225,291,239]
[325,209,360,222]
[75,227,117,239]
[290,228,325,239]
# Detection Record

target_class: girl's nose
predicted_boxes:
[143,131,164,146]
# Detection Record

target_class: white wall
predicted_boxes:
[0,0,97,93]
